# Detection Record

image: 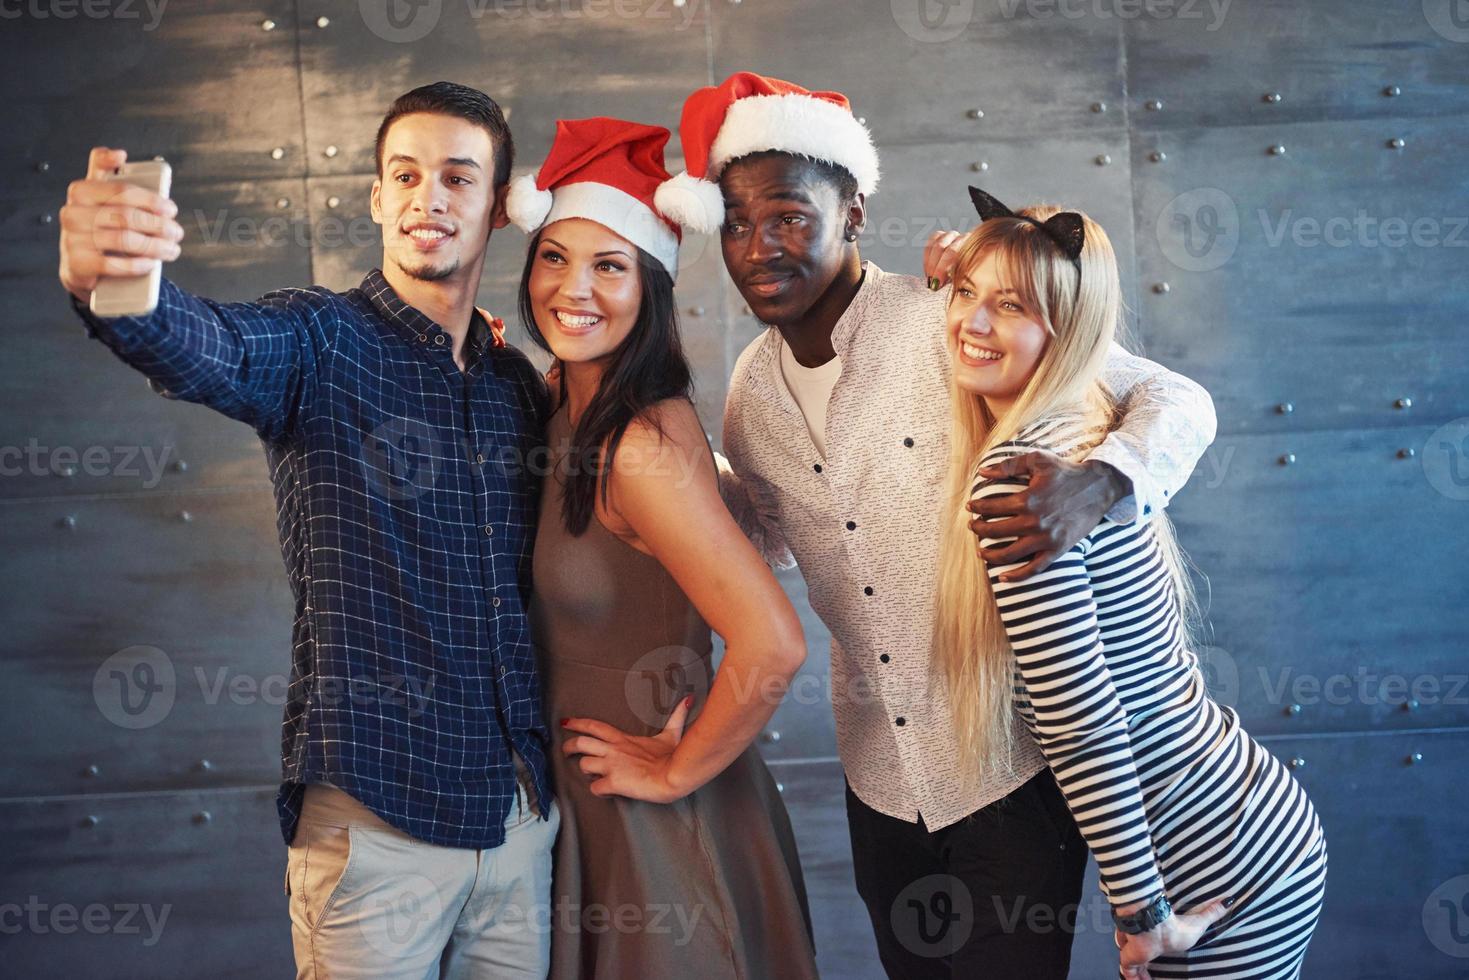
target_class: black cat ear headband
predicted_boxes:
[967,186,1085,272]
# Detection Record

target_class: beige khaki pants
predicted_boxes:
[285,763,559,980]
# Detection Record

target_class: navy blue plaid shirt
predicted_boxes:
[72,269,554,848]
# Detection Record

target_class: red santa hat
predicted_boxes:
[506,117,684,278]
[656,71,881,235]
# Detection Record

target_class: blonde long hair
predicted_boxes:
[932,204,1201,778]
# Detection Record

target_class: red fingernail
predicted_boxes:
[559,718,569,727]
[683,696,693,709]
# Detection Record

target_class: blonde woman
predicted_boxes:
[933,187,1327,980]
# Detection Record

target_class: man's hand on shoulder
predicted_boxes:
[967,450,1128,581]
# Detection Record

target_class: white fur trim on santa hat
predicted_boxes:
[540,181,681,279]
[707,92,880,195]
[654,170,727,236]
[506,173,554,233]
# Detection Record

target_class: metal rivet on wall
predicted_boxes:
[1394,396,1412,410]
[1406,752,1423,766]
[270,147,286,161]
[324,145,339,159]
[1397,447,1416,459]
[58,464,76,478]
[174,459,188,472]
[1276,402,1294,415]
[857,117,866,125]
[1285,703,1302,716]
[84,764,100,777]
[970,161,989,173]
[1094,154,1111,166]
[688,306,705,317]
[60,515,76,530]
[261,18,275,30]
[194,810,212,824]
[1152,282,1170,294]
[1278,453,1296,466]
[39,212,54,225]
[1144,99,1163,111]
[1149,150,1167,163]
[967,108,985,120]
[36,160,50,172]
[1383,84,1401,97]
[1403,698,1420,712]
[761,730,781,743]
[1288,756,1306,770]
[81,815,99,828]
[1268,144,1287,156]
[179,510,193,523]
[326,195,340,209]
[1091,102,1107,113]
[776,782,784,793]
[276,198,290,210]
[1263,92,1282,104]
[1387,137,1405,150]
[315,15,330,27]
[198,759,213,771]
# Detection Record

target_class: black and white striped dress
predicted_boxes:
[973,416,1327,980]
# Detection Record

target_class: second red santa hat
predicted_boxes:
[656,71,882,235]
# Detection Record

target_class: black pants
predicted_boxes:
[845,769,1088,980]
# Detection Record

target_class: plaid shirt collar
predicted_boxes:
[361,268,503,368]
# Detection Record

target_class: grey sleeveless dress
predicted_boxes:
[531,403,818,980]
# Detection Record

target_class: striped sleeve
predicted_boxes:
[974,442,1166,908]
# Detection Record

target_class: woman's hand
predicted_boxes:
[922,229,970,290]
[559,696,693,804]
[1115,898,1231,979]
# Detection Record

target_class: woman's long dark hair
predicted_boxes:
[518,230,693,536]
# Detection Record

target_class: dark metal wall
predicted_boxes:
[2,2,1465,977]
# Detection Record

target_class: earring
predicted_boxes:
[844,230,858,242]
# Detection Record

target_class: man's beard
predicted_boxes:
[401,255,462,282]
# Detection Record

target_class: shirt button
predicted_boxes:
[846,520,856,531]
[476,453,486,465]
[813,463,823,473]
[498,665,508,677]
[434,334,447,346]
[895,717,906,727]
[903,437,914,448]
[879,654,890,664]
[863,586,874,596]
[417,333,428,343]
[484,524,494,535]
[491,596,501,608]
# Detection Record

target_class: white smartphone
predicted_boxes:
[90,157,173,318]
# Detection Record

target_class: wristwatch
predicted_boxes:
[1112,893,1172,934]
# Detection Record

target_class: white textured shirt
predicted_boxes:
[720,262,1218,830]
